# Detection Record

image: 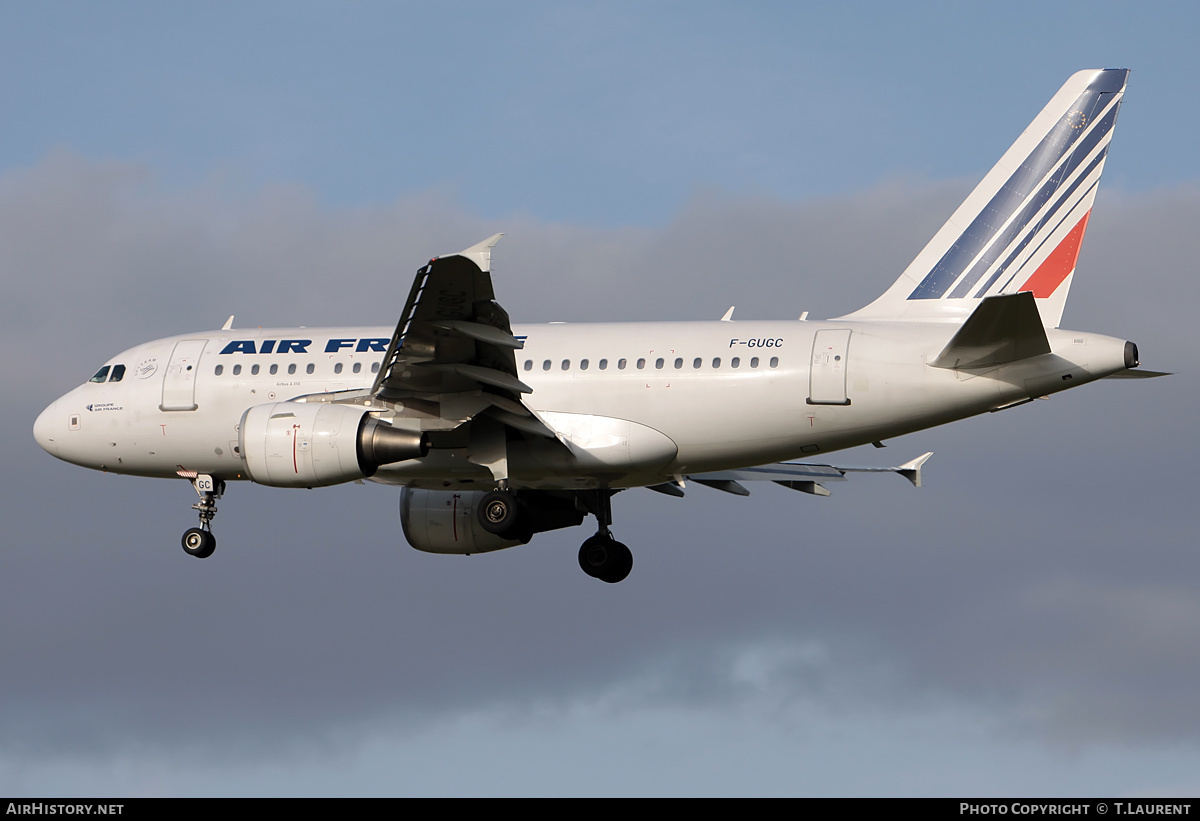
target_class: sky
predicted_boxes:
[2,1,1198,797]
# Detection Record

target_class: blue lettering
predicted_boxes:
[220,337,392,355]
[220,340,257,355]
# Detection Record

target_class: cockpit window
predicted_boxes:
[89,366,110,383]
[109,364,126,382]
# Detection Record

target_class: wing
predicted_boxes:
[362,235,555,480]
[370,234,523,416]
[659,452,933,497]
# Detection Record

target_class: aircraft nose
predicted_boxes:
[33,401,60,456]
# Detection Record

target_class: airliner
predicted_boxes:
[33,69,1164,583]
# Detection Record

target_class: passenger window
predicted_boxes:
[750,357,759,368]
[371,362,380,373]
[674,358,683,369]
[270,364,278,375]
[89,366,110,383]
[109,364,126,382]
[306,363,315,375]
[334,363,343,374]
[543,360,552,371]
[655,358,664,369]
[524,360,532,371]
[232,364,242,376]
[713,358,721,368]
[770,357,779,368]
[637,358,646,369]
[731,357,741,368]
[288,364,296,375]
[561,360,570,371]
[214,365,224,376]
[599,359,608,370]
[580,359,589,370]
[618,359,627,370]
[353,362,362,373]
[693,358,702,369]
[251,364,260,375]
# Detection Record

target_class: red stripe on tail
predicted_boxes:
[1019,210,1092,298]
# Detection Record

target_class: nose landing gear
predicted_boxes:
[181,527,216,559]
[181,474,224,559]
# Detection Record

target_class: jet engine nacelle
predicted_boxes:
[400,488,586,554]
[240,402,428,488]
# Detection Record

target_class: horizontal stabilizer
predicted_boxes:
[689,463,847,484]
[840,451,933,488]
[683,454,931,497]
[930,292,1050,369]
[1103,369,1172,379]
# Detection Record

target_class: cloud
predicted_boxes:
[4,154,1198,794]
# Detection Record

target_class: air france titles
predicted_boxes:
[218,338,390,355]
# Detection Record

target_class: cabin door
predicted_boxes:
[161,339,208,411]
[808,329,852,405]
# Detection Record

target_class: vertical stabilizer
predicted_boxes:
[840,69,1128,328]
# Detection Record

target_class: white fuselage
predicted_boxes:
[33,318,1131,490]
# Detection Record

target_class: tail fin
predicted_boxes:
[841,69,1128,328]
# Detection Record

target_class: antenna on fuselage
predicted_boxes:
[221,315,235,330]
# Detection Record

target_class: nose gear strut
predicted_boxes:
[181,474,224,559]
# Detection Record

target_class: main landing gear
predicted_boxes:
[576,490,632,584]
[181,474,224,559]
[478,488,534,544]
[476,487,634,583]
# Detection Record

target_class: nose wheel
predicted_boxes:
[182,527,216,559]
[181,474,224,559]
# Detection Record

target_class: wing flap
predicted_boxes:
[431,320,523,349]
[692,478,751,496]
[444,363,532,394]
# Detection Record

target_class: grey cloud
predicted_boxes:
[3,155,1198,784]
